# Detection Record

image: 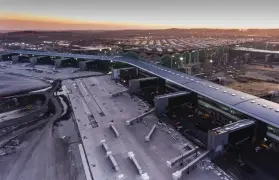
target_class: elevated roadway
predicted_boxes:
[233,47,279,55]
[5,50,279,128]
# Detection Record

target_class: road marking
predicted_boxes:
[78,144,93,180]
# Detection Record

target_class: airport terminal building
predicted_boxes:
[2,49,279,153]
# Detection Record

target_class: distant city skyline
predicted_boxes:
[0,0,279,30]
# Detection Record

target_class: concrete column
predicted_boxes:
[244,53,250,64]
[79,60,96,70]
[11,55,19,63]
[265,54,271,63]
[189,52,192,64]
[109,122,120,137]
[30,57,38,65]
[224,53,228,65]
[112,69,121,80]
[128,77,158,94]
[54,59,62,69]
[112,67,138,80]
[166,147,198,168]
[154,91,190,116]
[197,50,200,63]
[79,61,87,70]
[145,124,157,142]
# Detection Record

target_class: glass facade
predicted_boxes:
[198,95,250,120]
[267,125,279,137]
[197,95,279,144]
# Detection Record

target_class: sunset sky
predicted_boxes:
[0,0,279,30]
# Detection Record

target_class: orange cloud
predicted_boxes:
[0,12,170,30]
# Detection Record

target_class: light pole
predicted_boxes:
[180,57,183,68]
[171,55,174,69]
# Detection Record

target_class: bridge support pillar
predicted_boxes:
[244,53,250,63]
[111,67,138,81]
[54,58,73,69]
[54,59,62,69]
[30,57,38,65]
[128,77,158,93]
[154,91,191,116]
[11,55,20,63]
[79,60,96,70]
[265,54,271,63]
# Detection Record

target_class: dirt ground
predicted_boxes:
[226,64,279,96]
[228,81,279,96]
[244,64,279,80]
[244,64,279,72]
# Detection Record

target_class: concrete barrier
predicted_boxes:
[117,174,126,180]
[145,124,157,142]
[109,122,120,137]
[100,139,110,152]
[141,173,150,180]
[107,151,119,172]
[128,151,143,175]
[111,89,128,97]
[166,147,199,168]
[172,150,211,180]
[126,108,155,126]
[78,144,93,180]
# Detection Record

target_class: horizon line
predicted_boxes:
[1,13,279,30]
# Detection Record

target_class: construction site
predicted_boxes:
[207,45,279,103]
